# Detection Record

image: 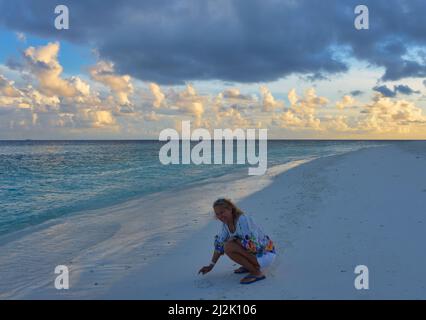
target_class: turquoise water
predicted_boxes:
[0,140,386,235]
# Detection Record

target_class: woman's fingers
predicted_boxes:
[198,266,211,274]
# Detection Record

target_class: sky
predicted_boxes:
[1,0,426,139]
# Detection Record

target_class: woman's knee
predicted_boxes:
[224,239,238,254]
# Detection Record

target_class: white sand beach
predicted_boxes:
[1,141,426,299]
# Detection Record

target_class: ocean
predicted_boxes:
[0,140,387,235]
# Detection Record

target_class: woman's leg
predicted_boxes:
[224,239,263,276]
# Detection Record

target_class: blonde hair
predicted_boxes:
[213,198,244,222]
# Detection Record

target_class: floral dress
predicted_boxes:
[214,214,276,258]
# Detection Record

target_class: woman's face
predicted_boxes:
[214,205,233,224]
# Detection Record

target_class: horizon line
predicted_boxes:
[1,139,425,142]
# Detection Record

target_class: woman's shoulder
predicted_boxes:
[237,213,253,224]
[238,213,261,228]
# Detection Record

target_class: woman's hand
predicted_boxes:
[198,264,214,275]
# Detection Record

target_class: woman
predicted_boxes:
[198,198,276,284]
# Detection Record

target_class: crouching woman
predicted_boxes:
[198,198,276,284]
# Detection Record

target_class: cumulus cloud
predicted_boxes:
[25,87,60,110]
[149,83,165,108]
[183,101,204,119]
[89,61,133,106]
[214,106,251,129]
[324,115,354,132]
[293,88,329,115]
[260,86,283,112]
[273,88,327,131]
[88,110,116,128]
[0,75,21,97]
[213,88,258,113]
[271,88,426,136]
[288,89,298,106]
[357,95,426,133]
[165,84,207,126]
[1,41,426,138]
[221,88,253,101]
[144,110,160,122]
[0,43,132,134]
[23,42,78,97]
[336,95,356,110]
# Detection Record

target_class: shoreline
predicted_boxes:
[0,140,383,239]
[103,142,426,300]
[0,157,312,246]
[0,155,317,299]
[2,142,425,299]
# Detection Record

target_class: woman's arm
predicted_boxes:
[198,250,222,275]
[198,224,229,275]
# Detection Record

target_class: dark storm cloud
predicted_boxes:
[1,0,426,84]
[373,85,397,97]
[350,90,364,97]
[394,85,420,95]
[373,84,420,97]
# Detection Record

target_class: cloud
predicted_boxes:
[373,84,421,97]
[373,85,397,98]
[0,43,132,134]
[2,41,426,138]
[394,85,420,95]
[2,0,426,84]
[0,75,22,97]
[260,86,283,112]
[89,110,116,128]
[144,110,160,122]
[293,88,329,114]
[288,89,298,106]
[221,88,253,101]
[89,61,133,106]
[149,83,165,108]
[336,95,355,110]
[183,101,204,118]
[350,90,364,97]
[357,95,426,133]
[273,88,327,131]
[210,103,253,129]
[165,84,208,126]
[25,87,61,110]
[16,32,26,42]
[214,88,258,112]
[23,42,78,97]
[323,115,355,133]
